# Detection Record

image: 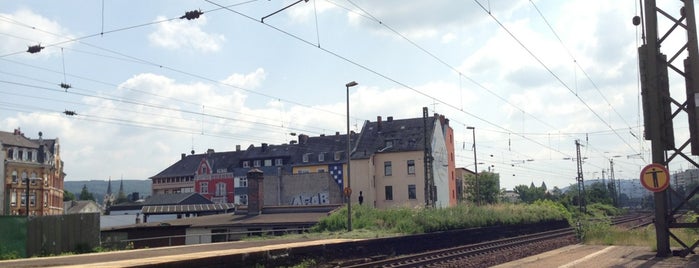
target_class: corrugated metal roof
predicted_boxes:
[141,203,235,214]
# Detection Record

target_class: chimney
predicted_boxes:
[261,143,268,151]
[247,169,264,215]
[336,131,340,136]
[207,148,215,157]
[290,140,297,144]
[298,134,309,144]
[236,145,241,151]
[181,153,186,160]
[377,116,382,130]
[387,116,393,122]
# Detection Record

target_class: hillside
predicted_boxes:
[64,180,152,205]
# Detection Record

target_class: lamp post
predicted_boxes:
[345,81,358,231]
[466,126,478,205]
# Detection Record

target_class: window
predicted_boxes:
[21,194,26,206]
[217,168,227,173]
[408,184,417,199]
[200,182,209,193]
[253,160,261,167]
[407,160,416,175]
[18,150,24,161]
[317,168,326,173]
[201,166,208,174]
[318,153,325,162]
[297,169,310,174]
[7,148,12,159]
[384,161,392,176]
[264,159,272,166]
[237,194,248,205]
[28,151,33,162]
[385,140,393,148]
[275,158,283,166]
[44,192,48,207]
[10,192,16,206]
[242,161,250,168]
[334,151,342,161]
[385,186,393,201]
[302,154,310,163]
[21,172,27,184]
[237,177,248,187]
[215,183,226,197]
[30,193,36,207]
[11,171,17,183]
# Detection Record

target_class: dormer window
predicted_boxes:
[242,161,250,168]
[385,140,394,148]
[318,153,325,162]
[334,151,342,161]
[275,158,283,166]
[253,160,261,167]
[303,153,310,163]
[264,159,272,166]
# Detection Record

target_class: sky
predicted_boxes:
[0,0,696,190]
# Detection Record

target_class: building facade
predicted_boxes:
[149,111,456,210]
[351,113,456,209]
[1,129,65,215]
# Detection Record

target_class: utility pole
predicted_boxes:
[575,140,585,214]
[637,0,699,257]
[610,159,617,207]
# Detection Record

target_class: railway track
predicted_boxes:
[339,227,575,268]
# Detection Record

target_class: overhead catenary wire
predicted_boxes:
[472,0,640,157]
[0,1,647,185]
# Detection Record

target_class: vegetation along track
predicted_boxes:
[339,227,576,268]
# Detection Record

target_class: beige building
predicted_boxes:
[351,113,456,209]
[1,129,65,215]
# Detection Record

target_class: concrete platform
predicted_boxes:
[494,244,699,268]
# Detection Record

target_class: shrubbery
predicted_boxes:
[312,203,571,234]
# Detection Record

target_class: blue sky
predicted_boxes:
[1,0,694,190]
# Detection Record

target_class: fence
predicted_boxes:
[0,213,100,258]
[101,226,311,249]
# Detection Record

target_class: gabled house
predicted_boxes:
[1,129,65,215]
[351,112,456,209]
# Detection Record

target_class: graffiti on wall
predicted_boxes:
[290,192,329,206]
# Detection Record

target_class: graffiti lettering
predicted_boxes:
[290,192,329,205]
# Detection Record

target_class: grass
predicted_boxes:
[313,201,570,234]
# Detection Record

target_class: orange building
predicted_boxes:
[1,129,65,215]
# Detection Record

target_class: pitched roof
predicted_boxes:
[354,116,436,159]
[288,133,351,165]
[143,192,213,206]
[150,154,205,179]
[0,131,39,148]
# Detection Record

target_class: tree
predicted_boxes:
[79,184,95,201]
[513,183,546,203]
[464,171,500,204]
[63,190,76,202]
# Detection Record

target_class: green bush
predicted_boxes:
[312,203,571,234]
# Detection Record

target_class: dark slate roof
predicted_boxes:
[0,131,39,148]
[143,193,213,206]
[151,154,204,179]
[354,116,436,159]
[288,133,352,166]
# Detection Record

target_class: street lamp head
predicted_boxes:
[466,126,475,130]
[346,81,358,88]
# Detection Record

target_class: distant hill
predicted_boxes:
[64,180,152,205]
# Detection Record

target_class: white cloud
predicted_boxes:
[0,8,76,57]
[148,16,225,53]
[220,68,267,89]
